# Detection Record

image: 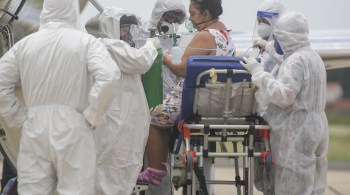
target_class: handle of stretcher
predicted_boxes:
[177,120,190,139]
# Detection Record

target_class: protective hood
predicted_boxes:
[100,7,140,40]
[85,14,101,38]
[40,0,79,29]
[274,11,310,56]
[149,0,186,28]
[85,7,140,40]
[258,0,285,26]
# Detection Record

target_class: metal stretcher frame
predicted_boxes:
[176,56,271,195]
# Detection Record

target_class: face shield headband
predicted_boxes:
[256,11,280,22]
[252,11,280,42]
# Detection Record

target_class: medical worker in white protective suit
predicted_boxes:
[241,11,328,195]
[85,7,159,195]
[252,0,285,194]
[0,0,120,194]
[135,0,186,194]
[253,0,285,74]
[252,0,286,116]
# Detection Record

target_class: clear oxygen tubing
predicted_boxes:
[174,45,262,57]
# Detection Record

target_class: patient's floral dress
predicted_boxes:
[151,29,236,127]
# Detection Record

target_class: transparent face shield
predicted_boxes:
[158,10,185,36]
[252,11,279,41]
[162,10,185,24]
[120,23,139,47]
[246,11,279,57]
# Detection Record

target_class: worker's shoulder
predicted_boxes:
[60,28,100,43]
[62,28,92,37]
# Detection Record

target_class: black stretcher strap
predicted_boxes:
[193,162,209,195]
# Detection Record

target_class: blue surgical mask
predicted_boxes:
[274,39,284,55]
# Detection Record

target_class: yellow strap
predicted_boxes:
[209,68,217,83]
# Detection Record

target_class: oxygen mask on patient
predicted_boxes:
[185,17,197,34]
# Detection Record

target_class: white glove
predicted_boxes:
[147,37,161,49]
[253,39,268,50]
[240,56,264,75]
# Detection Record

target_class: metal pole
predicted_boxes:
[88,0,104,13]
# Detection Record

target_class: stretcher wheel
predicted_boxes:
[185,154,193,172]
[265,153,272,173]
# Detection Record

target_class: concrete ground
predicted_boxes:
[1,154,348,194]
[174,159,350,195]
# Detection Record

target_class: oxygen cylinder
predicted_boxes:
[142,29,163,108]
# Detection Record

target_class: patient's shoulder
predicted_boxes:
[193,30,214,42]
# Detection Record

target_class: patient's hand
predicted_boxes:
[149,105,163,116]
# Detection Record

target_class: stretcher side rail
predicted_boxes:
[185,124,270,130]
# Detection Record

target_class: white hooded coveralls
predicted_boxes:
[85,7,158,195]
[251,12,328,195]
[254,0,285,193]
[0,0,120,194]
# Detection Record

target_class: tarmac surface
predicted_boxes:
[0,156,348,194]
[174,159,350,195]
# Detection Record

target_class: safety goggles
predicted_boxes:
[162,10,186,24]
